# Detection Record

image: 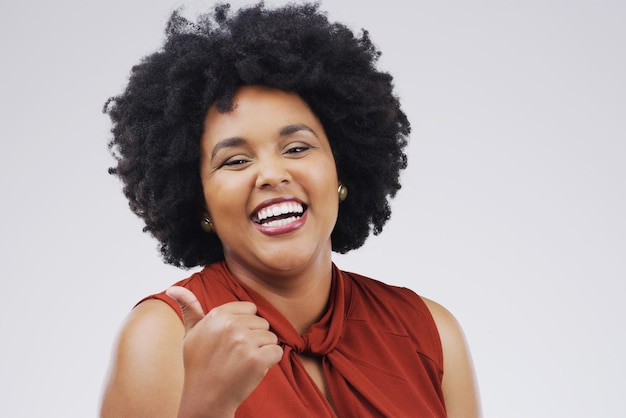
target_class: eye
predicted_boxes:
[285,144,311,155]
[220,157,250,168]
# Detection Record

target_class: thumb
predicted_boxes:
[165,286,205,333]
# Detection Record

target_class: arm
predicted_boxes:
[100,289,283,418]
[422,297,482,418]
[100,299,185,418]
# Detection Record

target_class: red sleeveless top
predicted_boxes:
[143,261,446,417]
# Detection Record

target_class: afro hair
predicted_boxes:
[105,2,410,268]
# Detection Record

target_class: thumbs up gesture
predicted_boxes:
[166,286,284,417]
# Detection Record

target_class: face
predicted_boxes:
[200,85,339,279]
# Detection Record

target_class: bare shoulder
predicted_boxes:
[100,299,185,418]
[420,297,483,418]
[420,297,464,341]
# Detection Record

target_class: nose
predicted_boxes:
[254,155,292,189]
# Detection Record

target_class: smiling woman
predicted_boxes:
[100,2,481,417]
[199,86,339,278]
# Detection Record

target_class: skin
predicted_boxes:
[100,86,482,418]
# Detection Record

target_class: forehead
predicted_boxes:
[202,85,325,141]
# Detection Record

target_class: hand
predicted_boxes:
[166,286,284,417]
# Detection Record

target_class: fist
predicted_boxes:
[166,286,284,415]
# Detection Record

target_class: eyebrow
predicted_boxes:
[279,123,318,138]
[210,137,246,159]
[210,124,318,159]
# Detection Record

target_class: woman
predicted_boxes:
[100,3,481,417]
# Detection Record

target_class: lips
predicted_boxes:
[251,200,306,228]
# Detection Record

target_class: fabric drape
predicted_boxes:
[142,261,446,417]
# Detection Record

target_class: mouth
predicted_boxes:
[251,200,307,228]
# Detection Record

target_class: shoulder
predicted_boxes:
[343,270,423,305]
[342,271,443,361]
[118,298,184,347]
[420,297,483,418]
[420,297,464,345]
[100,299,184,417]
[343,270,436,324]
[135,263,232,320]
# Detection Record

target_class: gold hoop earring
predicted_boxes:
[200,217,214,233]
[338,184,348,202]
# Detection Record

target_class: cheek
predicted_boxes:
[202,174,255,221]
[316,167,340,208]
[202,179,234,217]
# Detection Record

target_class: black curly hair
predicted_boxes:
[105,2,410,268]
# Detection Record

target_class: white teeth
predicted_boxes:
[256,202,304,222]
[263,216,298,227]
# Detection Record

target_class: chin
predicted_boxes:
[259,244,329,273]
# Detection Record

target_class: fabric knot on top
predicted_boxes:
[222,264,347,357]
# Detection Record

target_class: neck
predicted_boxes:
[226,253,333,334]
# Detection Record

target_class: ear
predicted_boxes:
[197,199,214,232]
[196,197,211,219]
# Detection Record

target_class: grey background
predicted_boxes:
[1,0,624,416]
